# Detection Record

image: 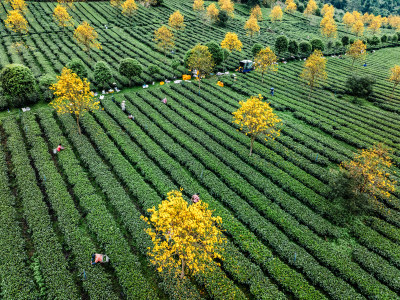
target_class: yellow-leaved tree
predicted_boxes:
[321,3,334,17]
[244,16,260,40]
[187,44,214,89]
[141,190,226,279]
[251,5,262,21]
[218,0,234,17]
[285,0,297,13]
[10,0,27,14]
[4,10,28,36]
[368,15,382,34]
[50,68,99,134]
[352,19,364,36]
[110,0,123,10]
[321,17,337,38]
[300,50,327,98]
[389,65,400,99]
[53,4,74,30]
[121,0,138,18]
[304,0,317,17]
[193,0,204,11]
[169,10,185,31]
[206,3,219,24]
[270,5,283,22]
[154,25,174,59]
[254,47,277,83]
[340,144,396,210]
[342,12,355,31]
[74,21,101,58]
[346,39,367,67]
[221,32,242,70]
[57,0,74,8]
[233,95,282,155]
[388,15,400,31]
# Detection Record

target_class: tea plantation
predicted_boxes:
[1,0,400,299]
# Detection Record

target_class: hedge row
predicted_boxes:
[20,113,119,299]
[0,145,39,299]
[2,117,79,300]
[92,103,286,300]
[37,109,201,300]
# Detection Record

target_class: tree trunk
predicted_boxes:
[249,136,255,156]
[180,258,185,279]
[390,85,396,100]
[76,115,81,134]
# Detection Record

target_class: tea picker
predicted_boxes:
[91,253,110,265]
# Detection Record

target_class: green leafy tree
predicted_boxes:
[205,41,223,66]
[288,40,298,55]
[66,58,88,79]
[299,41,312,55]
[94,61,112,89]
[311,38,324,51]
[275,35,288,55]
[187,44,214,89]
[119,58,142,86]
[341,35,350,47]
[251,43,263,58]
[0,64,36,107]
[39,73,57,102]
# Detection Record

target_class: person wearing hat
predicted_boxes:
[191,193,200,203]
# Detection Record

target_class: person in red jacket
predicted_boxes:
[56,144,64,152]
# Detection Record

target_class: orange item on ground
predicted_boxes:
[182,74,191,80]
[217,81,224,87]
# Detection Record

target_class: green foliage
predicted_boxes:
[205,41,223,65]
[299,41,312,54]
[0,64,37,108]
[275,35,288,55]
[288,40,298,55]
[369,36,380,46]
[346,75,376,99]
[380,34,387,43]
[310,38,324,51]
[148,64,161,75]
[119,58,142,85]
[391,34,398,43]
[39,73,56,102]
[217,10,229,27]
[342,36,350,46]
[66,58,88,79]
[335,41,342,49]
[94,61,112,89]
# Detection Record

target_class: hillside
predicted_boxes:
[1,1,400,299]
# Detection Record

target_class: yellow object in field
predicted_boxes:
[160,81,165,85]
[182,74,191,80]
[217,81,224,87]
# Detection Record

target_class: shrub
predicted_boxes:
[297,3,305,13]
[334,41,342,49]
[119,58,142,86]
[310,39,324,51]
[288,40,298,55]
[370,36,380,46]
[391,34,398,43]
[39,74,57,102]
[205,42,223,66]
[0,64,37,108]
[251,43,263,57]
[217,10,229,27]
[326,40,334,50]
[346,75,376,99]
[275,35,288,55]
[148,64,161,75]
[94,61,112,89]
[66,58,88,79]
[381,34,388,43]
[299,41,312,55]
[341,36,350,47]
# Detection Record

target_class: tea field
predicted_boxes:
[1,0,400,299]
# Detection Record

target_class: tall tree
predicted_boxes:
[254,47,278,83]
[169,10,185,31]
[321,16,337,38]
[206,3,219,24]
[346,39,367,67]
[340,144,396,210]
[121,0,138,18]
[218,0,234,18]
[187,44,214,89]
[388,65,400,99]
[300,50,327,98]
[232,95,281,156]
[193,0,204,11]
[10,0,27,14]
[154,25,175,59]
[342,12,355,31]
[368,15,382,34]
[351,20,364,36]
[53,4,74,30]
[4,10,28,36]
[285,0,297,13]
[50,68,99,134]
[304,0,317,17]
[321,3,334,17]
[250,5,262,21]
[141,190,226,279]
[74,21,101,58]
[270,5,283,22]
[244,16,260,41]
[221,32,242,70]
